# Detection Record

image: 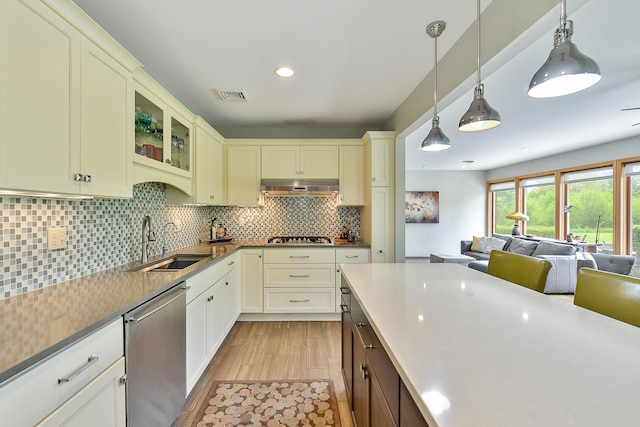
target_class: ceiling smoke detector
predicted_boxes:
[213,89,249,102]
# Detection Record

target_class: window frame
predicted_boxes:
[487,157,640,254]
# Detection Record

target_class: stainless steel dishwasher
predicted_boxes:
[125,282,188,427]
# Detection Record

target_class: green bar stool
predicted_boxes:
[574,268,640,328]
[486,250,552,293]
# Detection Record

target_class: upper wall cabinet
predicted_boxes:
[262,146,338,179]
[338,146,364,206]
[132,70,194,194]
[0,0,139,198]
[227,145,262,206]
[364,132,393,187]
[167,116,226,205]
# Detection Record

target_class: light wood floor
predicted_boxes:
[173,321,354,427]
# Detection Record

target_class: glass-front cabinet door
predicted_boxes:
[134,89,191,176]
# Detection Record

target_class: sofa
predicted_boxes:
[461,235,638,294]
[461,235,591,294]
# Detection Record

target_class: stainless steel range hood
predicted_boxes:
[260,178,339,196]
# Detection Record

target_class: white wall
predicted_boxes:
[405,170,487,257]
[488,136,640,180]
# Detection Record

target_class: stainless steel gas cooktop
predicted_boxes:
[267,236,333,245]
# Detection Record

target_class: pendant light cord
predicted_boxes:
[476,0,481,88]
[433,30,439,119]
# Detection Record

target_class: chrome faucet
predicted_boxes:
[141,216,156,263]
[162,221,176,257]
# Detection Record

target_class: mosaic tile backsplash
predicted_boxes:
[0,183,360,299]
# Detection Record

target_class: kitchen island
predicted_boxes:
[340,263,640,427]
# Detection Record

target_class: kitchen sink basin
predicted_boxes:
[126,254,210,272]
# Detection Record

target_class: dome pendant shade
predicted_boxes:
[528,39,600,98]
[420,117,451,151]
[459,85,501,132]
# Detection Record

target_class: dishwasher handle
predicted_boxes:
[126,284,190,323]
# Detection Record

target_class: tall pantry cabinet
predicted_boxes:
[0,0,140,198]
[361,131,395,263]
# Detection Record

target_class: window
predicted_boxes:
[564,167,613,251]
[521,176,556,238]
[490,181,515,235]
[625,162,640,254]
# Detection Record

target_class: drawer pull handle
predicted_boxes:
[289,255,310,258]
[289,274,310,278]
[58,356,99,384]
[356,322,366,327]
[346,255,359,258]
[290,299,310,303]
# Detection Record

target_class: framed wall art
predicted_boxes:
[405,191,439,223]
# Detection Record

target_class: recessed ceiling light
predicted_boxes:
[275,67,295,78]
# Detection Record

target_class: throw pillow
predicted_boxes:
[629,251,640,278]
[531,241,577,256]
[475,236,507,254]
[470,236,482,252]
[507,238,538,256]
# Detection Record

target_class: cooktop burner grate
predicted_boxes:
[267,236,333,244]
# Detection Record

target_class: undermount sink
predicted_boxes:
[126,254,210,272]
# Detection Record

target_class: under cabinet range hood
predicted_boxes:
[260,178,339,196]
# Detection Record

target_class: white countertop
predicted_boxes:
[340,263,640,427]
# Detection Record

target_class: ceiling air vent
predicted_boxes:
[213,88,248,102]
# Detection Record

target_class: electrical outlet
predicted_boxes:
[239,217,246,226]
[174,219,182,232]
[47,227,67,250]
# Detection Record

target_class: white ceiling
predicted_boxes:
[73,0,640,171]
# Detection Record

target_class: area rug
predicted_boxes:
[192,380,341,427]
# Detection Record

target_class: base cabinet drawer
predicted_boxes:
[36,357,126,427]
[0,318,124,427]
[264,288,336,313]
[264,264,335,288]
[263,249,335,264]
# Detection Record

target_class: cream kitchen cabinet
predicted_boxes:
[132,72,194,195]
[240,249,264,313]
[185,255,238,394]
[0,318,125,427]
[338,146,365,206]
[364,132,393,187]
[361,131,395,263]
[0,0,138,198]
[261,145,339,179]
[36,358,126,427]
[227,145,262,205]
[335,248,369,312]
[370,187,392,263]
[263,248,336,313]
[167,116,226,205]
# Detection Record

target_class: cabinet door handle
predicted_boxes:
[340,304,349,313]
[74,173,83,181]
[58,356,99,383]
[289,255,310,259]
[83,175,91,182]
[289,274,310,278]
[340,287,350,295]
[207,295,214,302]
[289,299,310,303]
[228,261,235,266]
[360,364,368,380]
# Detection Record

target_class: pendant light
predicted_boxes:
[420,21,451,152]
[528,0,600,98]
[459,0,501,132]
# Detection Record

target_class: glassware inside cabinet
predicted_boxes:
[170,117,190,172]
[134,92,164,163]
